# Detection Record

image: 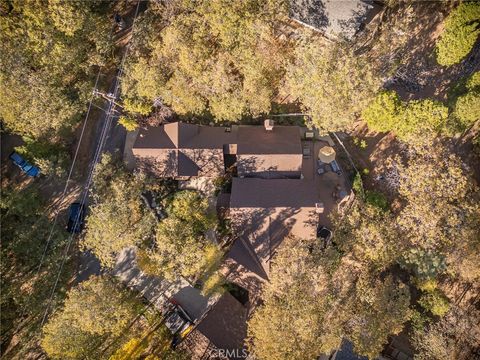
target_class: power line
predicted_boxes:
[40,0,142,327]
[9,69,102,339]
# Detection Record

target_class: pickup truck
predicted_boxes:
[9,152,40,177]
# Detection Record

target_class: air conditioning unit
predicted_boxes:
[264,119,274,131]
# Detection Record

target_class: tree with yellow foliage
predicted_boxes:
[122,0,291,121]
[247,235,411,360]
[42,276,140,359]
[137,191,222,282]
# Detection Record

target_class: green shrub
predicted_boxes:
[365,190,388,211]
[418,290,450,317]
[201,272,226,296]
[402,249,447,281]
[362,90,401,133]
[118,116,139,132]
[436,2,480,66]
[467,71,480,90]
[410,309,430,333]
[363,90,450,141]
[123,98,152,116]
[416,278,438,293]
[352,172,365,199]
[454,91,480,128]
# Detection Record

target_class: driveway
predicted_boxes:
[112,247,217,321]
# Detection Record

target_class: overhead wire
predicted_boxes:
[40,0,142,327]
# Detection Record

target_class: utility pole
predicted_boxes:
[92,89,124,109]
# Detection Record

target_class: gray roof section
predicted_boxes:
[289,0,375,39]
[229,178,318,276]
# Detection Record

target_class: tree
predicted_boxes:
[14,137,69,177]
[109,337,149,360]
[41,276,140,359]
[363,90,450,142]
[247,237,341,360]
[418,290,450,317]
[109,329,189,360]
[247,235,411,360]
[137,191,221,281]
[396,147,480,283]
[452,71,480,129]
[413,306,480,360]
[118,116,139,132]
[361,90,402,133]
[1,185,71,356]
[436,2,480,66]
[122,0,291,121]
[0,0,112,138]
[453,91,480,128]
[286,40,379,131]
[82,155,156,267]
[347,273,411,359]
[333,202,401,271]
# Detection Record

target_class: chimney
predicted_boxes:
[264,119,274,131]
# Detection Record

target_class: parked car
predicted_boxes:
[317,226,333,249]
[67,203,86,233]
[9,152,40,177]
[165,300,194,348]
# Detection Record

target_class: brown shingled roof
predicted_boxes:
[132,122,304,178]
[236,125,302,155]
[229,178,318,276]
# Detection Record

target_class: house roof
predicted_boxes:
[132,122,303,178]
[289,0,376,39]
[229,178,318,276]
[235,125,302,155]
[195,293,248,358]
[133,122,235,151]
[230,178,318,208]
[133,123,302,154]
[226,236,269,281]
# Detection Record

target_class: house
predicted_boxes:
[288,0,382,40]
[132,122,303,180]
[179,292,249,360]
[229,178,318,275]
[132,120,348,290]
[131,121,350,359]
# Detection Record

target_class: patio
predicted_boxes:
[301,136,350,227]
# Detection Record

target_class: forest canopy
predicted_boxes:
[0,0,112,138]
[122,0,290,122]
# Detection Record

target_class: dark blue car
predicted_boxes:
[9,152,40,177]
[67,203,86,233]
